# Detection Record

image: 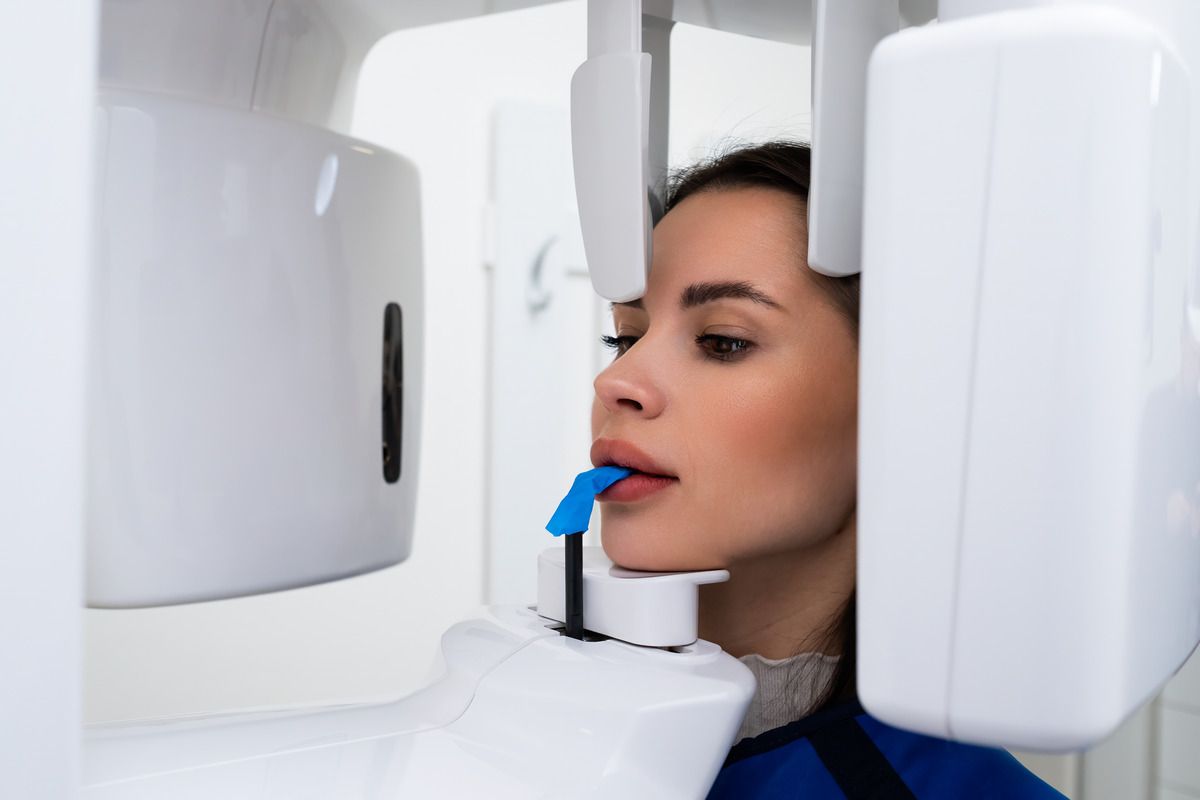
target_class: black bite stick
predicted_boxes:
[565,532,584,639]
[545,467,632,640]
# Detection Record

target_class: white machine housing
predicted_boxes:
[89,88,423,606]
[71,3,784,797]
[857,2,1200,750]
[569,0,1200,752]
[83,601,755,799]
[82,0,825,606]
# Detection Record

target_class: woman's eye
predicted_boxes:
[600,334,639,358]
[695,333,753,362]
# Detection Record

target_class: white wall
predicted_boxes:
[1156,650,1200,799]
[2,2,96,795]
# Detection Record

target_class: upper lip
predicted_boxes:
[590,438,676,478]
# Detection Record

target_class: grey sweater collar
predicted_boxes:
[735,651,842,741]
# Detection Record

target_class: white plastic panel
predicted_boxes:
[84,611,539,786]
[99,0,272,110]
[860,6,1200,751]
[571,51,652,302]
[254,0,374,134]
[88,90,423,607]
[84,606,754,799]
[808,0,897,277]
[588,0,640,55]
[857,20,1000,738]
[950,8,1196,750]
[938,0,1047,19]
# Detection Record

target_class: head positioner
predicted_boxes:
[546,466,633,640]
[570,0,878,306]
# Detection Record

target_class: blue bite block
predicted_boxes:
[545,466,634,536]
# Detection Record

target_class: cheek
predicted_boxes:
[595,328,859,572]
[601,365,857,572]
[590,395,604,439]
[693,360,858,555]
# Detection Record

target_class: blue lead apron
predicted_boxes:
[707,700,1067,799]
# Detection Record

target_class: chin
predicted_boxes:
[600,526,663,571]
[600,525,721,573]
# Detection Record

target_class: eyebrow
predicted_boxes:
[613,280,783,312]
[681,281,782,310]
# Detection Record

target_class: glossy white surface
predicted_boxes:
[808,0,897,278]
[1,3,96,796]
[99,0,836,135]
[859,4,1200,751]
[571,51,652,303]
[571,1,652,303]
[537,546,730,647]
[88,90,423,606]
[83,606,754,798]
[253,0,377,134]
[100,0,272,111]
[858,4,1000,743]
[98,0,564,132]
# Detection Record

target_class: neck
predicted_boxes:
[698,515,856,660]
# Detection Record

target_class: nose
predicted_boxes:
[593,345,667,419]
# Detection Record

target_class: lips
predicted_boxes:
[596,472,676,503]
[590,438,676,479]
[589,439,679,503]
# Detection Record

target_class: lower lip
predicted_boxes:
[598,473,677,503]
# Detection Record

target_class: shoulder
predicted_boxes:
[708,700,1067,799]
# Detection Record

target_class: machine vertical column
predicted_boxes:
[0,1,96,796]
[643,12,673,215]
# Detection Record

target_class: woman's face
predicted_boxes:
[591,186,858,572]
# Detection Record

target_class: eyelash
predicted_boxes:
[599,333,754,362]
[599,334,638,357]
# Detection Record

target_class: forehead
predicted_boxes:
[644,186,809,302]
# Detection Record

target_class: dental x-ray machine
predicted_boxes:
[3,0,1200,796]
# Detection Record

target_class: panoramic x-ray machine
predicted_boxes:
[4,0,1200,796]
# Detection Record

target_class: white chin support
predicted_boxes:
[537,546,730,647]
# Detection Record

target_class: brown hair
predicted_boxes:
[664,141,859,337]
[661,140,859,715]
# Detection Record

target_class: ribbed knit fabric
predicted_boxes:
[735,652,841,741]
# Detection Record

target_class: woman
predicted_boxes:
[590,142,1065,799]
